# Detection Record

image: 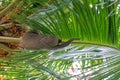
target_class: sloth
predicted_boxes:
[20,30,79,50]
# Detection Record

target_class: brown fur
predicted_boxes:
[20,30,79,50]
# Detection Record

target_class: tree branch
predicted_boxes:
[0,36,20,43]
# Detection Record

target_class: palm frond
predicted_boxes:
[2,45,119,80]
[2,0,120,80]
[11,0,119,46]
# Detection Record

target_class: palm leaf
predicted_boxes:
[3,0,120,80]
[2,45,119,80]
[12,0,119,46]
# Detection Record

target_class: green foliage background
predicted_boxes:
[0,0,120,80]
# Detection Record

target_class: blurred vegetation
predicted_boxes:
[0,0,120,80]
